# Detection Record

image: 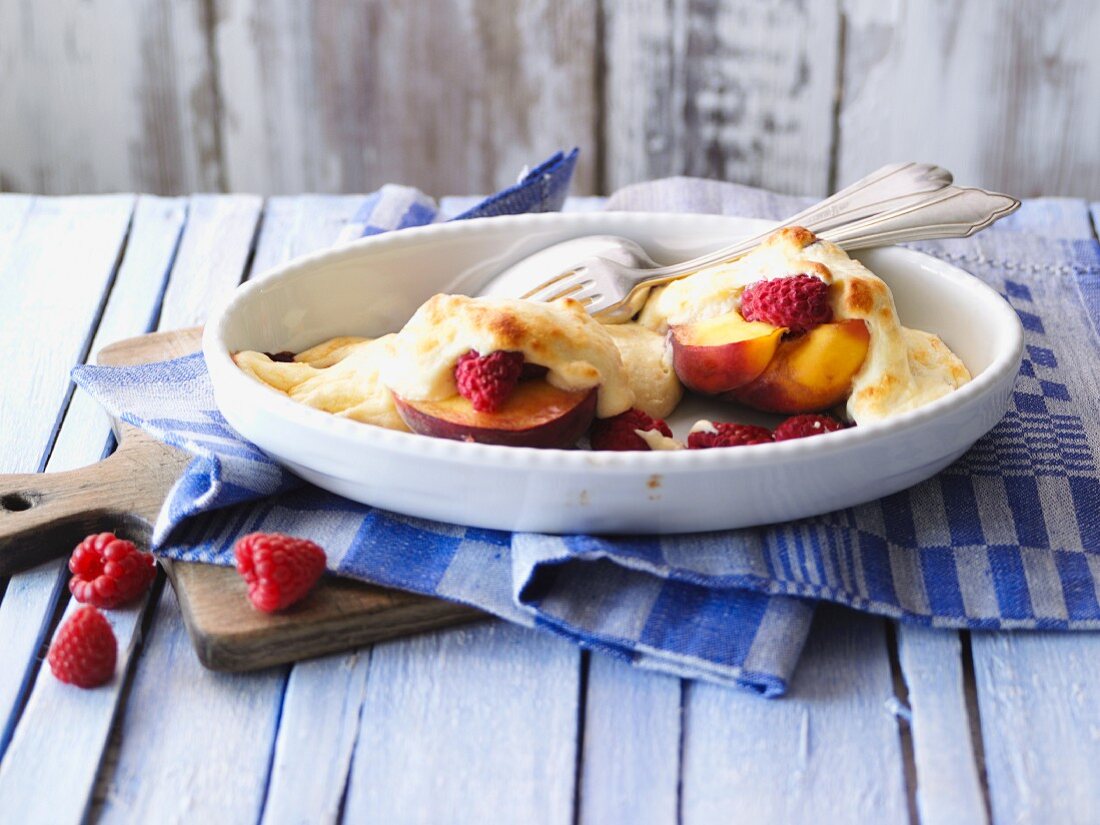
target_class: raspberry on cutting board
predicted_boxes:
[68,532,157,609]
[234,532,328,613]
[740,273,833,335]
[48,606,118,688]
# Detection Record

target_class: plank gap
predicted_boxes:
[884,620,919,825]
[675,678,686,825]
[826,7,847,195]
[0,200,137,759]
[199,0,229,193]
[87,573,170,820]
[253,670,292,825]
[959,631,993,823]
[32,206,137,475]
[0,563,71,761]
[593,1,609,196]
[141,201,190,335]
[240,200,269,284]
[570,650,591,825]
[332,647,375,825]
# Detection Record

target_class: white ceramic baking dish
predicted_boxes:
[203,212,1023,534]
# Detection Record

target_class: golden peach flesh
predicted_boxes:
[669,312,784,394]
[727,319,870,413]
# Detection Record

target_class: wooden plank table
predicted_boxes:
[0,193,1098,824]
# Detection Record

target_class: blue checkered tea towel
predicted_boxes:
[73,163,1100,697]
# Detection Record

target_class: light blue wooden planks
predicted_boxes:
[248,194,365,275]
[0,194,35,275]
[0,195,136,758]
[895,626,988,825]
[0,594,157,821]
[0,195,135,474]
[155,194,262,329]
[86,194,285,823]
[965,198,1100,825]
[0,564,69,756]
[971,633,1100,824]
[97,587,287,823]
[680,608,909,825]
[343,622,581,825]
[260,651,372,825]
[0,197,187,819]
[577,654,681,825]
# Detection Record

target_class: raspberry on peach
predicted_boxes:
[740,273,832,335]
[455,349,525,413]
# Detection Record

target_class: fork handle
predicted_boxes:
[819,186,1020,248]
[641,162,954,280]
[779,161,953,233]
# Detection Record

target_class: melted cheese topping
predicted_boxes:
[636,428,684,451]
[637,227,970,424]
[233,335,409,431]
[604,323,683,419]
[383,294,634,418]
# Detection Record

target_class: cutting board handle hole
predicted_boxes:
[0,493,34,512]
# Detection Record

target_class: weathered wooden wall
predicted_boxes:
[1,0,1098,198]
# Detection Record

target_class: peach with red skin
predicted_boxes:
[668,312,784,394]
[395,379,598,448]
[726,319,871,413]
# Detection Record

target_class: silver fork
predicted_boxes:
[520,162,952,312]
[521,165,1018,322]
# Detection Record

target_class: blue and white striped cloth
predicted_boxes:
[73,161,1100,697]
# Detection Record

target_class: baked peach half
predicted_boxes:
[394,380,597,448]
[726,319,870,413]
[669,312,784,394]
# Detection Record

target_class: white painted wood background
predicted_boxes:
[2,0,1099,198]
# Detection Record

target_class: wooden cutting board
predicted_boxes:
[0,327,480,671]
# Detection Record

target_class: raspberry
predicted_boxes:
[687,422,773,449]
[590,409,673,451]
[69,532,157,609]
[740,273,832,334]
[455,350,525,412]
[773,414,846,441]
[234,532,327,613]
[48,607,117,688]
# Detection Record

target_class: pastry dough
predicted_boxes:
[604,323,683,419]
[233,335,409,431]
[382,294,634,419]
